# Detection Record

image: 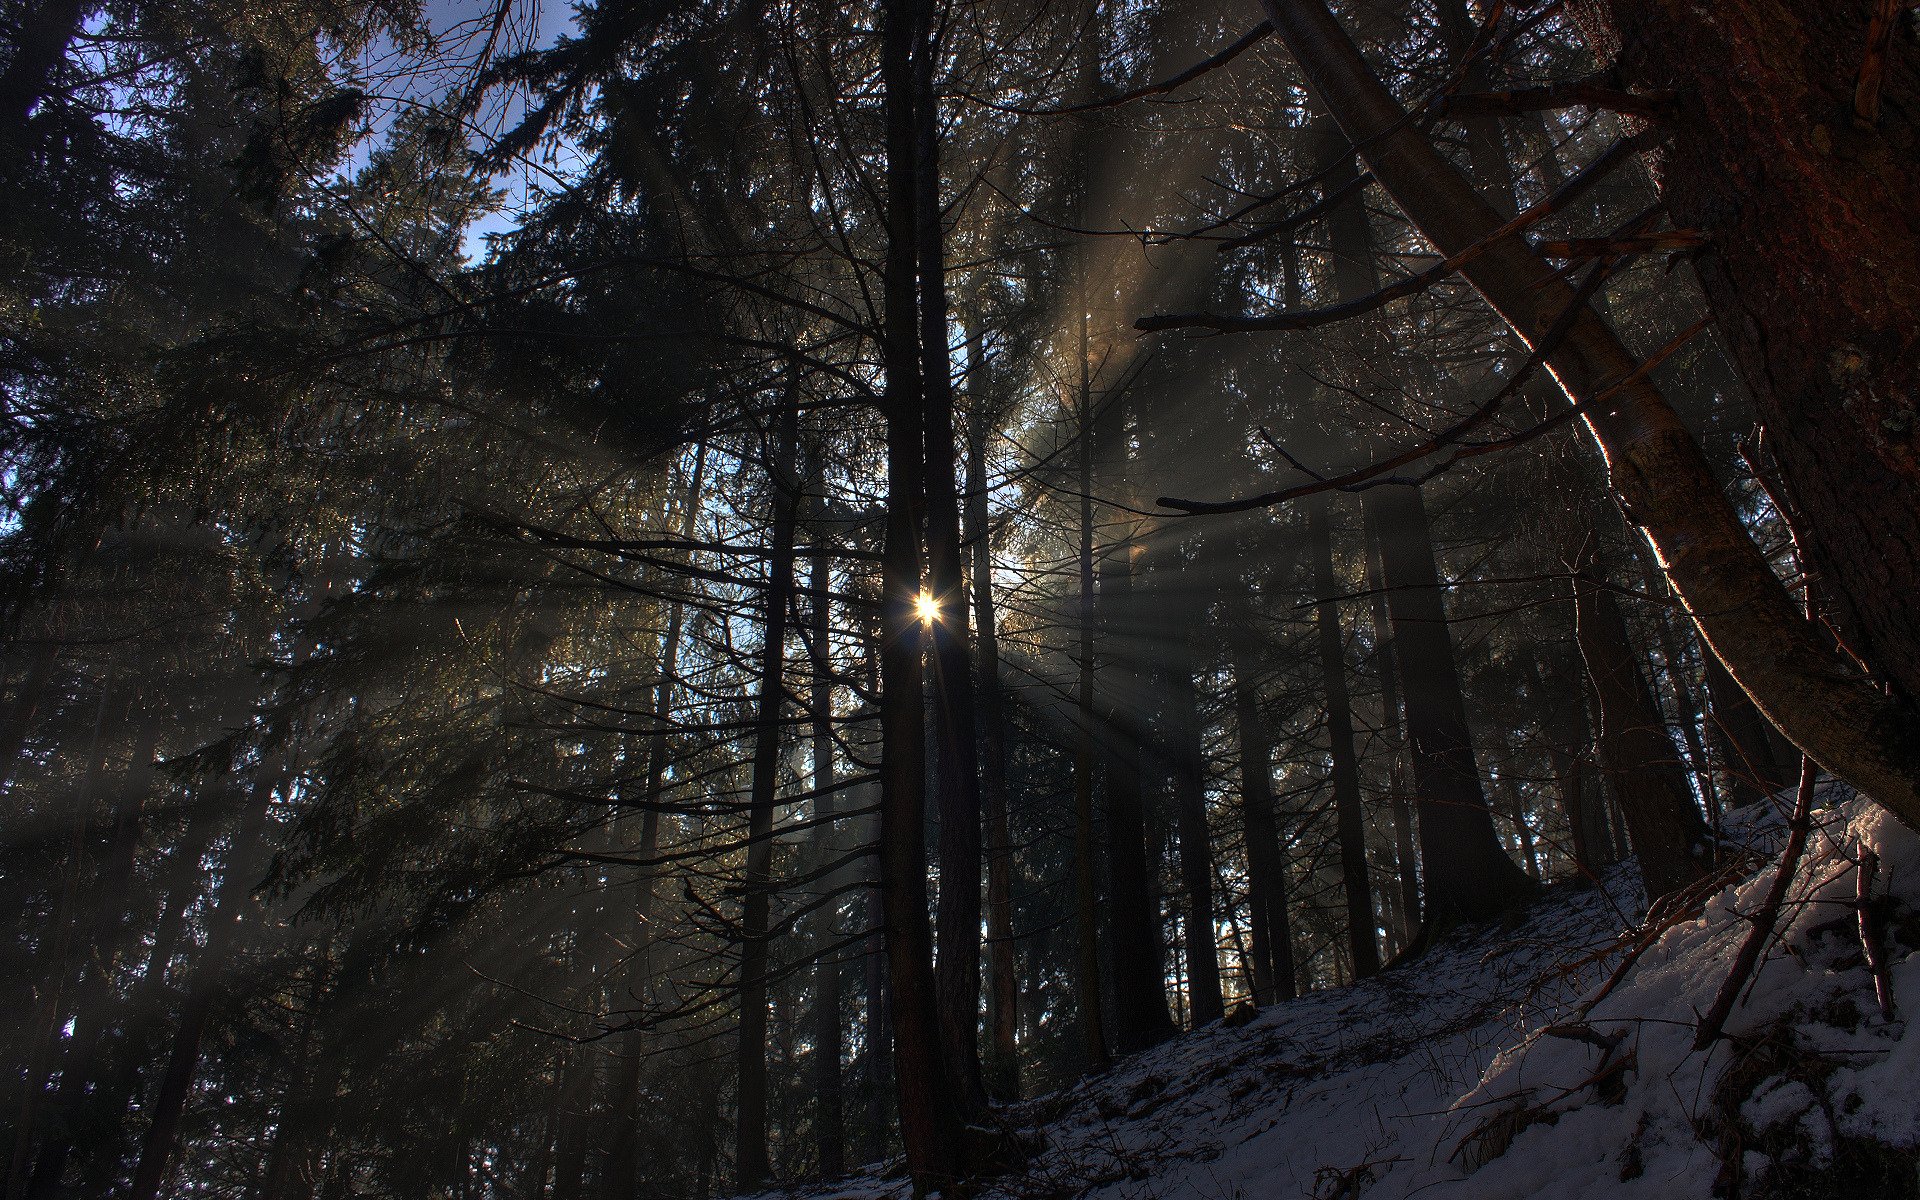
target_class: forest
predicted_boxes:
[2,0,1918,1196]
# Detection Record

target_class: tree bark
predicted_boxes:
[1573,0,1920,705]
[1161,629,1224,1027]
[1228,602,1294,1004]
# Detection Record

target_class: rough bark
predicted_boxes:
[1228,600,1294,1004]
[1574,0,1920,705]
[1162,628,1225,1027]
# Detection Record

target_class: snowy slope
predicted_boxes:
[791,785,1920,1200]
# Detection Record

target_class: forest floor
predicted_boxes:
[794,787,1920,1200]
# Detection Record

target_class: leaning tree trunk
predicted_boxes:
[1703,650,1794,807]
[1572,0,1920,704]
[1252,0,1920,829]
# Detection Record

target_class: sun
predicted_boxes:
[913,589,941,625]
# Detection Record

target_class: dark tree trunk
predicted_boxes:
[1703,650,1794,807]
[1574,0,1920,706]
[0,0,89,144]
[1363,482,1533,928]
[1306,496,1380,978]
[879,0,963,1184]
[1096,545,1175,1053]
[1570,538,1713,898]
[1162,632,1224,1027]
[1228,606,1294,1004]
[914,19,985,1111]
[963,362,1019,1101]
[807,541,846,1178]
[1070,304,1109,1073]
[1364,505,1422,944]
[735,401,801,1192]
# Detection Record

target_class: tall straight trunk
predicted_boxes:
[963,364,1019,1100]
[736,402,801,1192]
[1570,538,1713,897]
[1537,648,1617,876]
[1363,484,1532,927]
[1070,304,1109,1072]
[604,446,706,1200]
[255,946,333,1200]
[1702,650,1793,806]
[1364,506,1421,944]
[1252,0,1920,830]
[128,774,275,1200]
[914,22,985,1111]
[1573,0,1920,705]
[1096,546,1174,1053]
[1314,111,1530,930]
[1306,497,1379,978]
[1228,606,1294,1004]
[1162,633,1224,1027]
[879,0,962,1184]
[807,542,846,1177]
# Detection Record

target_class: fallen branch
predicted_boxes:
[1694,757,1818,1050]
[968,21,1273,116]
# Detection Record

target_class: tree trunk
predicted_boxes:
[1306,496,1380,978]
[1228,605,1294,1004]
[735,400,800,1192]
[1070,300,1109,1073]
[963,360,1019,1101]
[807,538,846,1177]
[1162,632,1224,1027]
[879,0,963,1184]
[1253,0,1920,831]
[914,20,985,1112]
[0,0,89,144]
[1703,649,1794,807]
[1570,537,1713,898]
[1574,0,1920,705]
[1363,482,1533,927]
[1364,504,1422,944]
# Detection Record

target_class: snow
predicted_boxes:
[771,783,1920,1200]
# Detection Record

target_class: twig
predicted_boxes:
[1857,843,1897,1020]
[1693,758,1817,1049]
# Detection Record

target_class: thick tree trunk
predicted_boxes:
[735,402,800,1192]
[879,0,963,1184]
[1254,0,1920,831]
[1363,483,1533,927]
[1575,0,1920,704]
[1306,496,1380,977]
[1570,538,1713,898]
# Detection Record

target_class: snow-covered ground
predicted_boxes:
[796,785,1920,1199]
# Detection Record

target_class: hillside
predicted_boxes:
[804,789,1920,1200]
